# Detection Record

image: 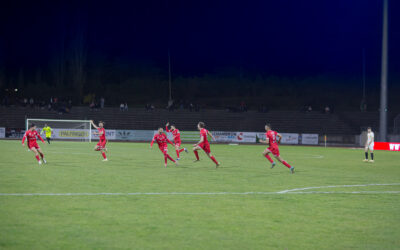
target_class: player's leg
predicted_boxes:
[206,152,219,167]
[31,148,41,164]
[275,155,294,173]
[175,144,180,159]
[369,145,374,162]
[37,148,46,163]
[364,146,369,162]
[163,149,176,166]
[192,146,201,161]
[262,148,275,168]
[100,149,108,161]
[46,137,51,144]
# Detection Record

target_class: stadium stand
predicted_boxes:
[0,106,393,135]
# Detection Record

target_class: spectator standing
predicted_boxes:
[100,97,105,109]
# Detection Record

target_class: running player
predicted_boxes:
[261,124,294,173]
[41,124,53,144]
[90,120,108,161]
[193,122,220,167]
[364,127,374,163]
[166,122,188,160]
[22,123,47,165]
[151,127,177,167]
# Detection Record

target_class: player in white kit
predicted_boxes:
[364,127,374,163]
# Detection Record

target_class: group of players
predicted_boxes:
[22,120,295,173]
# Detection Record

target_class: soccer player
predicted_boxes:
[90,120,108,161]
[22,123,47,165]
[41,124,53,144]
[193,122,220,167]
[166,122,188,160]
[151,127,177,167]
[261,124,294,174]
[364,127,374,163]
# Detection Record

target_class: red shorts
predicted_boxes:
[28,142,40,150]
[267,146,280,157]
[159,145,168,153]
[199,142,211,154]
[96,140,107,150]
[174,140,181,148]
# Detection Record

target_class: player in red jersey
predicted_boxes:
[166,122,188,160]
[90,120,108,161]
[151,127,177,167]
[22,123,47,165]
[261,124,294,173]
[193,122,220,167]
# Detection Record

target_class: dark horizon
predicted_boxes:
[0,0,399,109]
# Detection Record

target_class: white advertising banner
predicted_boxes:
[280,133,299,144]
[51,129,90,140]
[256,132,299,145]
[92,129,116,140]
[301,133,319,145]
[213,131,256,143]
[0,127,5,138]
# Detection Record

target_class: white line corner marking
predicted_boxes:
[0,183,400,196]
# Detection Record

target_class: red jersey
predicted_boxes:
[165,126,181,142]
[151,133,172,148]
[22,130,44,144]
[266,130,279,148]
[200,128,209,145]
[98,128,106,141]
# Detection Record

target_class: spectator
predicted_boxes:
[29,98,34,107]
[324,106,330,114]
[23,98,28,107]
[124,102,128,111]
[100,97,105,109]
[120,103,124,111]
[90,101,95,111]
[307,105,313,112]
[189,103,194,112]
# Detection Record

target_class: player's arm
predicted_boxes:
[165,122,170,132]
[90,120,99,129]
[37,133,45,143]
[150,136,155,148]
[21,132,27,146]
[260,138,269,144]
[167,138,174,146]
[277,133,282,144]
[194,136,204,147]
[207,131,216,141]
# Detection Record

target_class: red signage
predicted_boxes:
[374,142,400,151]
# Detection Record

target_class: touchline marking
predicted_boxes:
[1,184,400,196]
[277,183,400,193]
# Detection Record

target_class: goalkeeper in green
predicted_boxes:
[41,124,53,144]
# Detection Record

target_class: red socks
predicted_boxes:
[101,152,107,159]
[164,153,176,163]
[282,161,291,169]
[210,156,218,165]
[179,148,185,153]
[35,155,40,162]
[264,154,273,163]
[176,150,180,158]
[194,151,200,160]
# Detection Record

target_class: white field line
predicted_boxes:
[277,183,400,194]
[1,184,400,196]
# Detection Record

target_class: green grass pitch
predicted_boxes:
[0,140,399,249]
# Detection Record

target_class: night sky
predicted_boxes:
[1,0,399,80]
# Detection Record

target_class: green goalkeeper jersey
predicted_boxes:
[42,126,52,138]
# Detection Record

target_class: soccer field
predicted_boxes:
[0,140,399,249]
